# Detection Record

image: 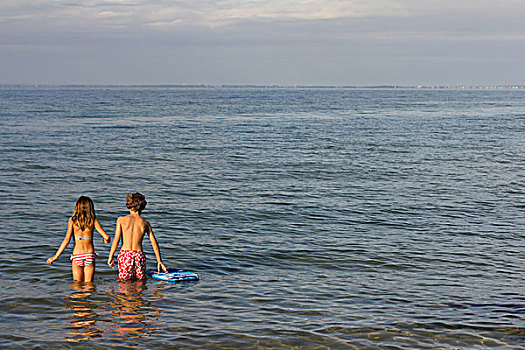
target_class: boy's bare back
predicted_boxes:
[116,213,152,251]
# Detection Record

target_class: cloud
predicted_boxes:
[96,10,132,18]
[203,1,405,24]
[2,0,525,31]
[1,0,525,44]
[147,19,182,27]
[2,1,525,85]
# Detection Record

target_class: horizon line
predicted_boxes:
[1,83,525,90]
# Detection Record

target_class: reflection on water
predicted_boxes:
[62,282,102,343]
[106,280,154,346]
[59,280,165,346]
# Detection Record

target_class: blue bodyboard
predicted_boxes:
[147,268,200,282]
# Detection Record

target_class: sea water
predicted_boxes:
[0,87,523,349]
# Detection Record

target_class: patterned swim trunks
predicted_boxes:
[118,250,147,281]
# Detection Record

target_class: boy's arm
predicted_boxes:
[147,222,167,273]
[107,218,122,268]
[47,218,73,264]
[94,219,111,244]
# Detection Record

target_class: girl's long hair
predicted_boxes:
[71,196,96,231]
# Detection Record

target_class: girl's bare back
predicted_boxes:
[71,220,95,254]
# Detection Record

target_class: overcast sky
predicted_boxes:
[1,0,524,85]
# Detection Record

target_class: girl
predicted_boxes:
[47,196,111,282]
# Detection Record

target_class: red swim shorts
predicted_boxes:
[118,250,147,281]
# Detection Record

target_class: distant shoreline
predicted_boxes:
[1,84,524,90]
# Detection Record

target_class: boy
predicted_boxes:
[108,193,167,280]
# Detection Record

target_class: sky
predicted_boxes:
[1,0,524,86]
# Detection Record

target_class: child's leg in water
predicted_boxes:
[72,261,84,281]
[83,262,95,282]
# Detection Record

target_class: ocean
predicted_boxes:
[0,86,524,349]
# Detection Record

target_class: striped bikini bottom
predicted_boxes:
[70,253,96,267]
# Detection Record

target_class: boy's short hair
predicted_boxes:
[126,192,147,212]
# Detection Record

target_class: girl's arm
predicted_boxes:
[107,218,122,268]
[94,219,111,244]
[147,222,167,273]
[47,218,74,264]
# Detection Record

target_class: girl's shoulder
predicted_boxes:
[69,216,79,226]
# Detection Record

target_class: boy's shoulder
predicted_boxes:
[116,214,132,224]
[117,214,149,224]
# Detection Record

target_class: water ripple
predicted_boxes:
[1,87,524,348]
